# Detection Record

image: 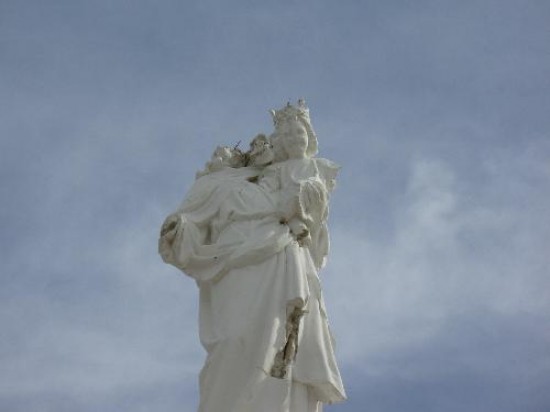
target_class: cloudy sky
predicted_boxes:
[1,0,549,411]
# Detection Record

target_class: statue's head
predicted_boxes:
[210,145,245,169]
[279,119,309,159]
[212,145,232,161]
[248,134,274,166]
[269,99,318,161]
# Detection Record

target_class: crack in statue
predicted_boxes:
[159,100,346,412]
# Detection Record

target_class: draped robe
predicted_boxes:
[159,159,346,412]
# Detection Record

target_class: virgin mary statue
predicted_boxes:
[159,101,346,412]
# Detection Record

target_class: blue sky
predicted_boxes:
[1,1,549,411]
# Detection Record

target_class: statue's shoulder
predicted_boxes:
[313,158,341,191]
[314,157,340,170]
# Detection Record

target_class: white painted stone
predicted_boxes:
[159,101,346,412]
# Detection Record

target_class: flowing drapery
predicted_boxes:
[159,161,345,412]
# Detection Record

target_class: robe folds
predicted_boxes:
[159,161,346,412]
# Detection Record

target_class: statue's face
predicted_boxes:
[282,121,308,159]
[251,135,269,153]
[248,135,273,166]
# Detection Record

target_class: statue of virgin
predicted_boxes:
[159,101,346,412]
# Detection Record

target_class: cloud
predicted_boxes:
[0,212,203,411]
[325,146,550,353]
[320,148,550,410]
[327,306,550,412]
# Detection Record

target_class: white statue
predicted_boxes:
[159,101,346,412]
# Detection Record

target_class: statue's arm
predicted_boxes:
[289,162,340,257]
[280,176,329,246]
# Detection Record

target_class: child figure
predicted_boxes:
[195,145,245,179]
[259,118,338,254]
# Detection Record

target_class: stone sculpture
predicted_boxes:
[159,100,346,412]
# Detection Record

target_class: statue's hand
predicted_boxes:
[160,213,181,240]
[288,217,311,246]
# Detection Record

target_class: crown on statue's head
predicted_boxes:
[269,99,318,158]
[269,99,311,128]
